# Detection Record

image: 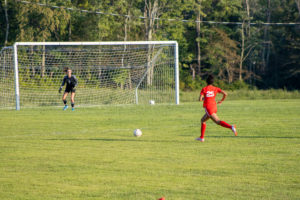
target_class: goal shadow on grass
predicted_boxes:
[45,138,189,143]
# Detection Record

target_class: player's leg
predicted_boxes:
[209,113,221,125]
[62,92,69,110]
[201,113,210,139]
[71,92,75,111]
[196,113,210,142]
[210,113,237,136]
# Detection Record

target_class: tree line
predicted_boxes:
[0,0,300,90]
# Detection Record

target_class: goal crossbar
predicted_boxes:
[14,41,178,46]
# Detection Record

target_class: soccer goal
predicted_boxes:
[0,41,179,110]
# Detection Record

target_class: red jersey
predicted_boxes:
[200,85,222,108]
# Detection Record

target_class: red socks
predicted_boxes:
[200,123,206,139]
[200,121,231,139]
[220,121,232,129]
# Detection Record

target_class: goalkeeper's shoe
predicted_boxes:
[72,108,75,111]
[63,105,68,111]
[195,137,205,142]
[232,125,238,136]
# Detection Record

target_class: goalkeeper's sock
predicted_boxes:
[71,103,74,108]
[220,121,232,129]
[63,100,67,105]
[200,122,206,139]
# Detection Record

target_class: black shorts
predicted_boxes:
[65,87,76,93]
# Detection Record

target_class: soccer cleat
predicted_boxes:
[232,125,238,136]
[63,105,68,111]
[195,137,205,142]
[72,108,75,111]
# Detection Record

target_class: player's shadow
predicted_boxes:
[207,135,300,139]
[45,135,300,143]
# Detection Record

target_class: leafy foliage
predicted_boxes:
[0,0,299,89]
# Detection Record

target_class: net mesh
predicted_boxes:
[0,43,177,108]
[0,47,15,108]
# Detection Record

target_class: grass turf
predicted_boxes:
[0,99,300,199]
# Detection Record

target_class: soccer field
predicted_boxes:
[0,99,300,200]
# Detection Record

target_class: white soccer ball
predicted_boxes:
[149,100,155,105]
[133,129,142,137]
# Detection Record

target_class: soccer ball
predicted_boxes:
[149,100,155,105]
[133,129,142,137]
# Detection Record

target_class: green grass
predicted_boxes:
[181,89,300,102]
[0,99,300,199]
[0,87,175,107]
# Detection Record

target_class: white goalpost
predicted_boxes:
[0,41,179,110]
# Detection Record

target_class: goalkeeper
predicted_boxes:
[59,68,78,111]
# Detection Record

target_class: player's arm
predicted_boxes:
[199,94,204,102]
[217,90,227,104]
[199,89,205,101]
[59,76,66,93]
[73,75,78,88]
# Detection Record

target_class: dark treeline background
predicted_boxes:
[1,0,300,90]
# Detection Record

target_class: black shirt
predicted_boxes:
[61,75,78,88]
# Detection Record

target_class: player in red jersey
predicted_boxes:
[196,75,237,142]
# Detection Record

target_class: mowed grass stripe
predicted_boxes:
[0,99,299,199]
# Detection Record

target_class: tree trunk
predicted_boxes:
[226,64,233,83]
[4,0,9,46]
[262,0,271,72]
[245,0,251,36]
[295,0,300,15]
[265,0,271,71]
[97,68,102,80]
[41,40,45,78]
[196,1,201,75]
[239,22,245,81]
[122,13,129,68]
[144,0,156,42]
[68,17,72,41]
[121,14,129,89]
[147,46,154,86]
[124,11,132,89]
[3,53,6,78]
[144,0,158,85]
[190,64,195,80]
[128,69,132,89]
[30,47,35,78]
[97,47,102,82]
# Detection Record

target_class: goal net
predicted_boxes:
[0,41,179,110]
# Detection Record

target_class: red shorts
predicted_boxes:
[204,106,217,116]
